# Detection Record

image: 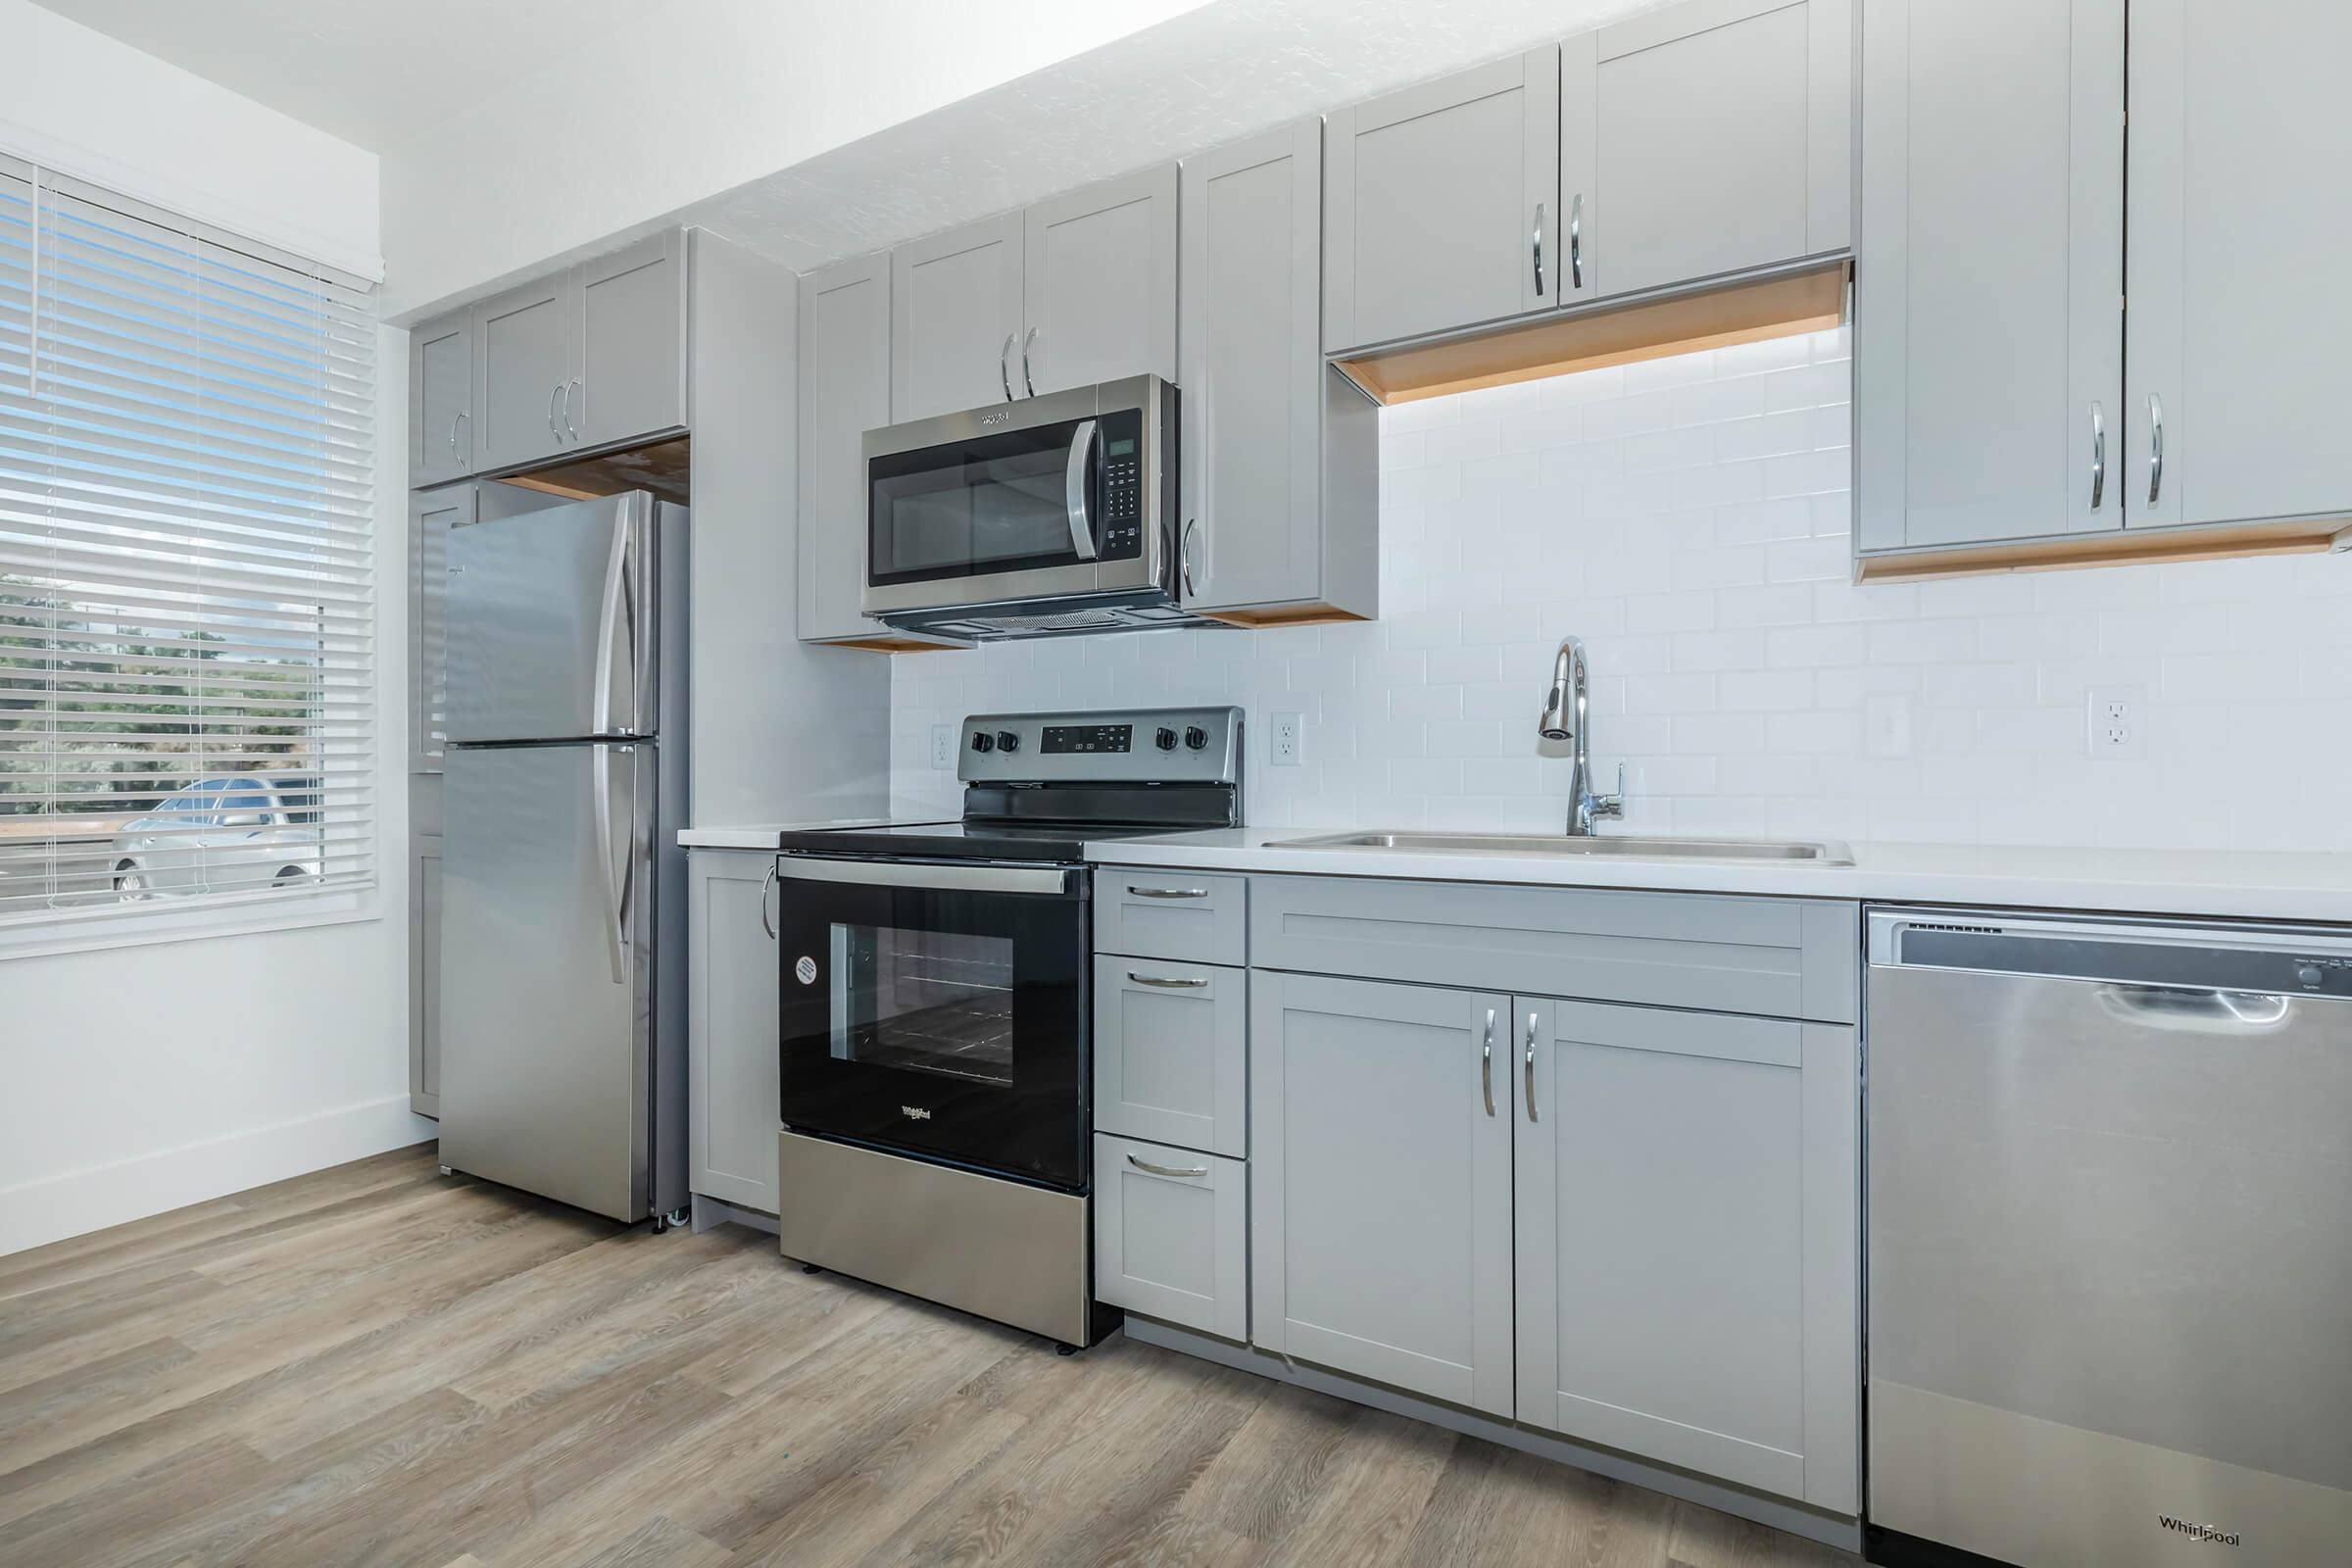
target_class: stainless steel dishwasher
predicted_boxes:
[1864,906,2352,1568]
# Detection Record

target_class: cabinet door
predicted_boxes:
[575,230,688,451]
[1251,972,1514,1417]
[410,836,443,1117]
[1180,122,1325,613]
[471,270,577,471]
[797,253,895,643]
[688,852,781,1213]
[891,213,1024,421]
[409,311,472,486]
[1854,0,2124,553]
[1324,48,1561,352]
[1020,165,1178,396]
[2126,0,2352,530]
[1570,0,1852,301]
[1515,999,1858,1513]
[408,484,473,772]
[1093,956,1247,1158]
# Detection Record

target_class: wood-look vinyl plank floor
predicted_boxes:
[0,1144,1859,1568]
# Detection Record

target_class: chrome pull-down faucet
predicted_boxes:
[1538,636,1625,837]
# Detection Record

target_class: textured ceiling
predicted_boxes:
[684,0,1664,275]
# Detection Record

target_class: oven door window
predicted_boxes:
[869,421,1094,587]
[776,875,1087,1191]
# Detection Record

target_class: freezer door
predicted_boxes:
[445,492,653,743]
[439,740,655,1220]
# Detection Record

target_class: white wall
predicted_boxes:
[377,0,1208,317]
[891,324,2352,852]
[0,5,421,1254]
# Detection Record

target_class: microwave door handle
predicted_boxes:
[1064,417,1101,562]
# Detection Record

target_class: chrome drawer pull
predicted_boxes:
[1126,885,1208,899]
[1128,1153,1208,1180]
[1129,971,1209,989]
[1523,1010,1539,1122]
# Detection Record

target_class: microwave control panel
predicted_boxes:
[1098,411,1145,561]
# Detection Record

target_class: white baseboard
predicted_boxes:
[0,1095,439,1256]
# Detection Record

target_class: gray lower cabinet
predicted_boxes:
[1021,166,1178,396]
[1324,48,1561,353]
[1093,1132,1248,1342]
[1093,956,1247,1158]
[409,310,472,486]
[1178,122,1378,623]
[410,834,442,1117]
[1570,0,1852,301]
[1515,998,1859,1514]
[1095,868,1249,967]
[1250,971,1517,1418]
[688,851,781,1213]
[892,213,1025,422]
[408,485,470,771]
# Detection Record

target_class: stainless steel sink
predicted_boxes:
[1264,830,1854,865]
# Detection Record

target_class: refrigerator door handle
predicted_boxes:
[592,511,629,736]
[593,746,627,983]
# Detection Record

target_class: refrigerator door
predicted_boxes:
[445,491,654,743]
[439,739,656,1220]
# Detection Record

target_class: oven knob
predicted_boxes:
[1154,726,1178,752]
[970,732,994,753]
[995,730,1020,754]
[1184,725,1209,751]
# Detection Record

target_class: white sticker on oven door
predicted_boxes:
[794,956,817,985]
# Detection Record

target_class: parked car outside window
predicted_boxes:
[110,776,324,902]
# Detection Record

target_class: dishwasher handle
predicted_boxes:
[2096,984,2294,1033]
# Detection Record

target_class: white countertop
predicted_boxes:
[1084,829,2352,925]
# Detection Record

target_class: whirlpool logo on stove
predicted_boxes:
[901,1105,933,1120]
[2159,1514,2241,1546]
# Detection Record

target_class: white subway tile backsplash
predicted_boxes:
[889,325,2352,850]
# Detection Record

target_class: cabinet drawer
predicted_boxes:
[1093,956,1246,1157]
[1095,869,1247,965]
[1250,876,1856,1023]
[1093,1134,1247,1342]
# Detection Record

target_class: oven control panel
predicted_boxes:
[960,707,1242,786]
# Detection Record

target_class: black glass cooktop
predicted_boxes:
[773,818,1198,863]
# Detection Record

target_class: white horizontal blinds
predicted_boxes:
[0,168,377,924]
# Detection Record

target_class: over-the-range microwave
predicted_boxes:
[860,373,1191,640]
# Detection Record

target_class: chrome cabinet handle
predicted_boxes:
[1128,971,1208,989]
[1532,202,1545,297]
[1523,1010,1539,1121]
[2147,393,2165,506]
[1022,326,1039,398]
[2089,401,2107,510]
[1180,518,1199,599]
[1000,332,1016,402]
[1064,417,1101,563]
[760,860,779,940]
[565,379,581,440]
[447,414,461,458]
[1482,1007,1496,1117]
[549,382,564,436]
[1568,194,1585,291]
[1126,885,1208,899]
[1128,1153,1209,1180]
[455,410,469,460]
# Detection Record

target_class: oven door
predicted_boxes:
[861,382,1155,619]
[774,857,1089,1191]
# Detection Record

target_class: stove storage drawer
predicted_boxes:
[1093,1132,1247,1342]
[1096,868,1247,966]
[1093,956,1247,1158]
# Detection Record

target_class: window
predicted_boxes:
[0,158,376,945]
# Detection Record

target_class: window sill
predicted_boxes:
[0,883,381,962]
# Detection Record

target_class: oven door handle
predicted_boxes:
[773,857,1074,897]
[1064,417,1101,563]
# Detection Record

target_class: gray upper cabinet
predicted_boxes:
[573,230,688,452]
[409,311,472,487]
[1324,48,1561,353]
[470,270,577,473]
[1179,122,1379,622]
[1569,0,1853,301]
[2124,0,2352,532]
[892,213,1025,421]
[688,851,781,1214]
[797,253,895,645]
[1515,999,1859,1513]
[1250,971,1516,1418]
[1021,166,1178,395]
[1855,0,2127,555]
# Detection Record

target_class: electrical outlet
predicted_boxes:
[2086,686,2146,760]
[1269,711,1303,766]
[930,723,955,769]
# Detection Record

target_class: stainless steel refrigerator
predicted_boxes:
[438,491,690,1224]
